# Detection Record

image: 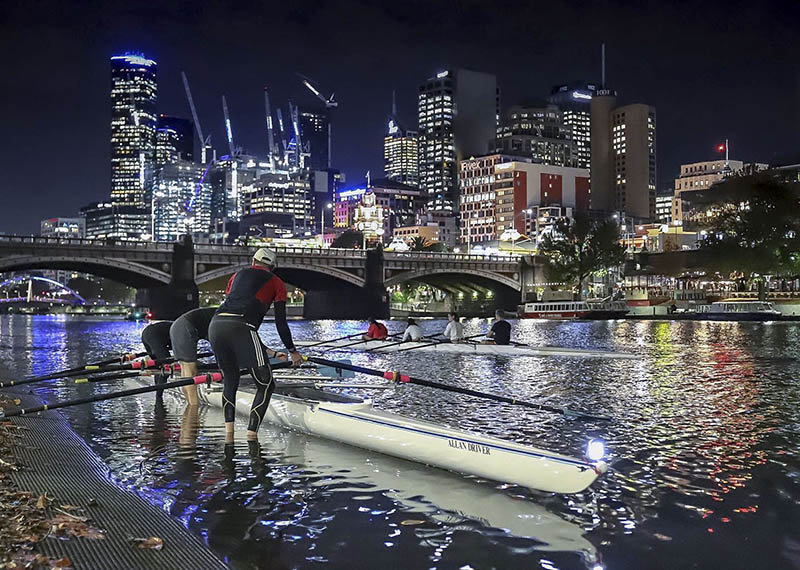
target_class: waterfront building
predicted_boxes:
[591,90,656,220]
[384,117,419,187]
[655,192,673,224]
[459,155,589,244]
[672,158,746,221]
[155,116,194,164]
[110,53,157,218]
[494,103,577,167]
[418,69,499,212]
[40,218,85,239]
[547,82,596,169]
[80,202,150,241]
[393,224,440,244]
[152,160,212,241]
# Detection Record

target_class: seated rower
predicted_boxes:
[484,310,511,345]
[402,318,424,342]
[363,317,389,340]
[442,312,465,342]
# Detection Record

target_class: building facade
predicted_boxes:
[591,91,657,220]
[40,218,85,239]
[547,82,596,169]
[299,109,330,171]
[384,117,419,186]
[155,115,194,165]
[655,192,673,224]
[152,161,212,241]
[459,155,589,244]
[494,103,576,167]
[80,202,150,241]
[334,179,426,238]
[418,69,499,212]
[671,159,744,221]
[241,170,314,235]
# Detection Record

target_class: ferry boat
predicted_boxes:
[519,299,629,320]
[697,301,782,321]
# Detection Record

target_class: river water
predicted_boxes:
[2,315,800,570]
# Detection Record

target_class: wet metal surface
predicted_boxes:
[2,315,800,569]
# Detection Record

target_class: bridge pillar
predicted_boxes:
[143,236,199,320]
[519,256,538,303]
[302,248,389,319]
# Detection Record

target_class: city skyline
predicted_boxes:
[1,0,797,234]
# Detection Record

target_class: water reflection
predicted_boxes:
[1,315,800,569]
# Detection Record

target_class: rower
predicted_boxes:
[140,320,172,385]
[363,317,389,340]
[484,310,511,345]
[442,312,465,342]
[169,307,217,406]
[208,247,302,441]
[402,318,423,342]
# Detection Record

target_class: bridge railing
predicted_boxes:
[0,235,175,250]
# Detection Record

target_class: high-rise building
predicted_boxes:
[459,154,590,244]
[241,170,314,235]
[418,69,499,212]
[547,82,596,169]
[655,192,673,224]
[494,103,576,167]
[208,156,270,225]
[152,160,212,241]
[299,109,330,171]
[155,116,194,164]
[591,90,656,220]
[80,202,150,241]
[384,118,419,186]
[40,218,85,239]
[110,54,157,209]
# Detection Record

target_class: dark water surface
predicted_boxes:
[2,315,800,569]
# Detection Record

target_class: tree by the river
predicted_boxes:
[330,230,364,249]
[538,214,625,298]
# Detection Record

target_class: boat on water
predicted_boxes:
[696,300,782,321]
[296,338,639,360]
[135,374,608,494]
[518,300,629,320]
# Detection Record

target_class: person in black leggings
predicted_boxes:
[208,247,302,441]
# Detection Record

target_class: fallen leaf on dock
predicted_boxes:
[35,493,51,509]
[400,519,425,526]
[130,536,164,550]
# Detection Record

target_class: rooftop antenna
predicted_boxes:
[391,88,397,117]
[601,43,606,89]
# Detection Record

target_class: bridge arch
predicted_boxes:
[196,262,365,289]
[0,256,171,287]
[385,267,521,291]
[0,275,88,304]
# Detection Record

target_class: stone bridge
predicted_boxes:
[0,235,541,319]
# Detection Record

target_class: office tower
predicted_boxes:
[418,69,499,212]
[155,116,194,164]
[655,192,673,224]
[547,82,596,169]
[384,94,419,186]
[80,202,151,240]
[591,89,656,220]
[494,103,577,166]
[240,170,314,236]
[208,155,269,226]
[299,109,330,171]
[110,53,157,207]
[152,160,212,241]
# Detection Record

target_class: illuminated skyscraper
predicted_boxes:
[299,109,330,171]
[110,53,157,208]
[153,160,212,241]
[494,103,576,167]
[384,115,418,186]
[155,115,194,165]
[418,69,499,212]
[548,82,596,169]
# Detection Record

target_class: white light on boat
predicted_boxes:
[586,439,605,462]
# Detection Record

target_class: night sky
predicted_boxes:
[1,0,797,235]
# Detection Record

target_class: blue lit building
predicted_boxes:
[547,82,597,169]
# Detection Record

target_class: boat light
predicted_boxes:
[586,439,605,462]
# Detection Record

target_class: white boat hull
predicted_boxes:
[297,339,638,360]
[193,381,605,494]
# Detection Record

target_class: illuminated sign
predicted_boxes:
[388,119,398,135]
[572,91,592,100]
[111,55,156,67]
[339,187,367,199]
[436,71,449,79]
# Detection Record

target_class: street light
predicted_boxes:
[320,202,332,247]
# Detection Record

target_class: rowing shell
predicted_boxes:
[148,375,607,494]
[297,338,639,360]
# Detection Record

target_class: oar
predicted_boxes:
[0,352,215,389]
[301,332,365,349]
[391,333,485,353]
[319,332,402,351]
[305,357,612,422]
[13,350,149,384]
[0,362,294,419]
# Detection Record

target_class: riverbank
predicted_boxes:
[0,387,229,570]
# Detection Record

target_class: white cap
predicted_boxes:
[253,247,277,268]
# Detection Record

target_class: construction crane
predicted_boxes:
[263,86,276,171]
[276,107,289,167]
[221,95,236,157]
[298,74,336,168]
[181,71,212,164]
[288,101,303,170]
